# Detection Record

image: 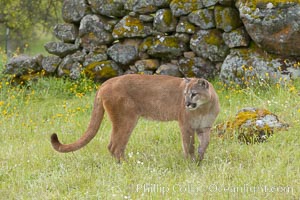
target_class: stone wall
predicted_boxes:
[4,0,300,85]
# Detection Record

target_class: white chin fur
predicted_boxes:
[186,106,198,111]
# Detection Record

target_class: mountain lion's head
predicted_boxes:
[184,78,212,111]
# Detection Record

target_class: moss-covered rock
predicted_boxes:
[70,50,87,64]
[175,33,191,44]
[88,0,128,17]
[125,0,171,13]
[44,42,79,58]
[176,16,196,34]
[178,57,217,79]
[202,0,218,7]
[135,59,160,72]
[178,57,196,77]
[188,9,215,30]
[126,0,168,14]
[217,107,289,143]
[156,63,182,77]
[252,0,299,8]
[139,14,154,22]
[222,27,250,48]
[57,55,82,80]
[190,29,229,62]
[107,42,140,65]
[219,0,235,6]
[4,54,43,77]
[170,0,204,17]
[214,5,243,32]
[54,23,78,43]
[239,1,300,56]
[147,35,185,58]
[153,9,177,33]
[84,60,123,82]
[220,46,300,85]
[42,56,62,73]
[79,15,113,52]
[139,37,154,53]
[112,16,153,39]
[62,0,89,23]
[83,52,108,68]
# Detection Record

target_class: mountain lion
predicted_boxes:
[51,74,220,162]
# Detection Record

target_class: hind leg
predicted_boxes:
[104,98,139,162]
[107,114,138,162]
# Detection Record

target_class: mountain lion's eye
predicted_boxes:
[191,92,197,98]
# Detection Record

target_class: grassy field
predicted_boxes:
[0,74,299,199]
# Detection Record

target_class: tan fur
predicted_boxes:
[51,74,220,161]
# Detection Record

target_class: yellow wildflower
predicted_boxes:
[289,86,296,93]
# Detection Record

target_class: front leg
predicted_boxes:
[179,123,195,160]
[197,127,211,161]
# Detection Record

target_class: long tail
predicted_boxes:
[51,93,105,153]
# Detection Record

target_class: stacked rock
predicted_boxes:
[5,0,300,84]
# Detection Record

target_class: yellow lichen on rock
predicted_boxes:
[216,107,288,143]
[112,16,150,39]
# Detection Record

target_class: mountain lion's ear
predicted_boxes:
[198,79,209,89]
[183,77,191,83]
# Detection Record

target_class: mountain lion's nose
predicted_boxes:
[185,102,197,109]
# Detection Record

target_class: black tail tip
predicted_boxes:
[51,133,58,143]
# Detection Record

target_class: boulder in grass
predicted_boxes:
[216,107,289,144]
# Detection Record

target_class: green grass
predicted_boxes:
[0,76,299,199]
